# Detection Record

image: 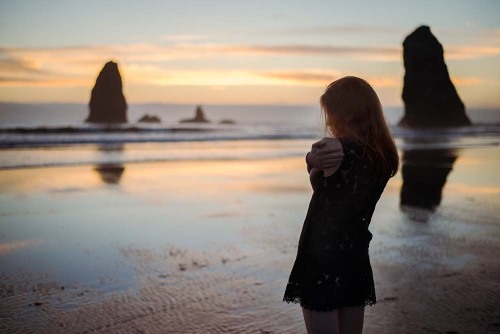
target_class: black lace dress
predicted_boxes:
[283,138,390,311]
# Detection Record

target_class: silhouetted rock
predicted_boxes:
[86,61,127,123]
[180,106,210,123]
[400,26,471,127]
[138,114,161,123]
[219,119,235,125]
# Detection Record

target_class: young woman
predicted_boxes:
[283,76,399,334]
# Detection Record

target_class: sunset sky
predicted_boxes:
[1,0,499,107]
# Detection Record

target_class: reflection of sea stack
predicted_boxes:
[180,106,210,123]
[94,164,125,184]
[399,26,471,127]
[86,61,127,123]
[400,148,458,211]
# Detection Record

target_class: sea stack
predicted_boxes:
[399,26,471,127]
[180,105,210,123]
[138,114,161,123]
[86,61,127,123]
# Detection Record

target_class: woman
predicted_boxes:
[283,76,399,334]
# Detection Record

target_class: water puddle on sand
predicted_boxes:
[1,147,500,333]
[0,233,305,333]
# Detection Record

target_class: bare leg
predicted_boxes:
[338,306,364,334]
[302,307,339,334]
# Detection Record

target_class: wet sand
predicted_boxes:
[1,145,500,333]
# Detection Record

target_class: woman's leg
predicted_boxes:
[302,307,340,334]
[338,306,364,334]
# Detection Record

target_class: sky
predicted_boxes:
[0,0,499,107]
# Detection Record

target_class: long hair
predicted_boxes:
[320,76,399,177]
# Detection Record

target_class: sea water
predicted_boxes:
[0,103,499,169]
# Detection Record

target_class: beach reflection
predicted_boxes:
[400,146,458,221]
[0,239,43,255]
[94,144,125,184]
[94,164,125,184]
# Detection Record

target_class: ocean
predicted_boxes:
[0,103,499,169]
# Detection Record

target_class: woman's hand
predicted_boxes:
[306,137,344,171]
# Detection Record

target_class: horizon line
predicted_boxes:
[2,101,500,110]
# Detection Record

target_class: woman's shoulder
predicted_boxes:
[338,138,387,177]
[316,137,387,180]
[338,138,364,159]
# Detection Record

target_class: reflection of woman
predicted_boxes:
[283,77,399,333]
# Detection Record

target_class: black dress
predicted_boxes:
[283,138,390,311]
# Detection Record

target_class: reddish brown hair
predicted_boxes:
[320,76,399,177]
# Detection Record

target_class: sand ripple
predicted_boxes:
[1,181,500,333]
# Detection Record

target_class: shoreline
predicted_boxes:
[1,146,499,333]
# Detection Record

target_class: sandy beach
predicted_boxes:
[0,141,499,333]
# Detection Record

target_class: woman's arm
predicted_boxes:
[306,137,344,176]
[309,167,323,191]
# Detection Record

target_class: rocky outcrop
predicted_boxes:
[86,61,127,123]
[138,114,161,123]
[400,26,471,127]
[180,106,210,123]
[219,119,235,125]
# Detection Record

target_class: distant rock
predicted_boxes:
[86,61,127,123]
[399,26,471,127]
[219,119,235,125]
[180,106,210,123]
[138,114,161,123]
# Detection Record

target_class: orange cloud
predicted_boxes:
[446,46,500,59]
[0,41,498,105]
[450,77,485,86]
[257,70,340,85]
[1,42,498,88]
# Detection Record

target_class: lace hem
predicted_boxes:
[283,295,376,312]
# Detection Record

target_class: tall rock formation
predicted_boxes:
[86,61,127,123]
[399,26,471,127]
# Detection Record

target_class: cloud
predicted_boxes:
[446,46,500,59]
[201,44,399,61]
[364,77,400,88]
[258,70,340,85]
[256,70,400,88]
[0,54,41,74]
[0,43,402,88]
[126,66,333,87]
[450,76,485,86]
[0,42,401,67]
[0,41,497,90]
[268,24,402,36]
